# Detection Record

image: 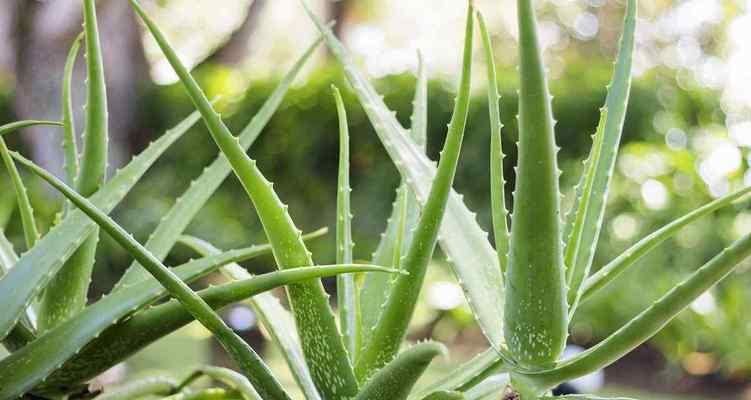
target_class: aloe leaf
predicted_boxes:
[299,0,505,351]
[93,377,179,400]
[12,152,292,400]
[0,120,62,137]
[331,85,361,361]
[171,388,239,400]
[38,264,394,395]
[420,391,465,400]
[0,109,196,349]
[0,121,59,247]
[565,0,637,317]
[61,32,84,186]
[0,228,37,351]
[115,36,321,290]
[182,367,261,400]
[4,239,274,398]
[522,230,751,391]
[505,0,568,367]
[354,342,447,400]
[477,11,510,274]
[38,0,111,332]
[129,2,359,396]
[582,185,751,302]
[365,51,429,325]
[179,234,323,400]
[411,348,506,399]
[355,3,474,381]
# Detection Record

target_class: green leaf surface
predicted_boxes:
[130,2,359,396]
[0,120,62,137]
[179,234,323,400]
[505,0,568,367]
[461,374,510,400]
[354,342,447,400]
[61,32,84,187]
[115,35,320,289]
[582,184,751,302]
[355,3,474,381]
[477,11,510,275]
[13,152,292,400]
[523,230,751,390]
[300,0,505,351]
[38,263,394,394]
[420,391,465,400]
[411,348,505,399]
[181,367,261,400]
[332,85,360,361]
[361,52,427,345]
[0,109,198,342]
[565,0,637,317]
[3,238,273,398]
[541,396,636,400]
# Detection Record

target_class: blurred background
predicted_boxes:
[2,0,751,398]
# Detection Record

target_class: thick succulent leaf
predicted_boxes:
[523,230,751,391]
[361,52,427,344]
[582,185,751,302]
[299,0,505,351]
[37,263,394,394]
[12,152,291,400]
[354,342,447,400]
[411,348,505,399]
[565,0,637,316]
[332,85,360,360]
[461,374,510,400]
[0,109,199,342]
[3,239,274,398]
[0,120,62,137]
[61,32,83,187]
[93,377,178,400]
[477,11,510,274]
[355,4,473,380]
[183,367,261,400]
[505,0,568,367]
[115,35,321,289]
[179,234,323,400]
[0,229,37,351]
[169,388,239,400]
[130,2,359,396]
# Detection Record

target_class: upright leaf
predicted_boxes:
[355,3,474,380]
[505,0,568,367]
[39,0,110,331]
[179,234,323,400]
[61,33,84,186]
[354,342,447,400]
[522,230,751,391]
[129,2,359,396]
[477,11,510,274]
[360,52,427,343]
[12,152,292,400]
[565,0,637,316]
[299,0,506,350]
[0,109,197,345]
[115,36,321,289]
[331,85,360,361]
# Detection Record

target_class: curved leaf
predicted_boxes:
[12,151,292,400]
[355,3,474,380]
[0,108,198,342]
[0,120,62,137]
[93,377,178,400]
[354,342,447,400]
[411,348,506,399]
[129,2,359,396]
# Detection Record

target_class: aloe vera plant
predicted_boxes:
[1,0,750,399]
